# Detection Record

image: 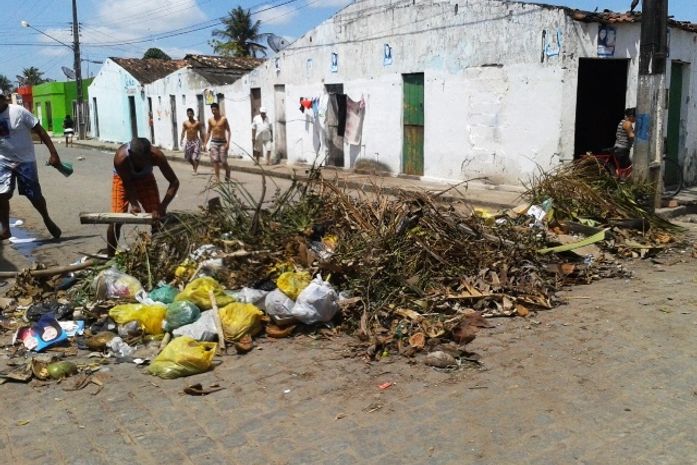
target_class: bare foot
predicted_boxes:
[45,219,61,239]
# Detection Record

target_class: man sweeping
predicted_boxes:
[107,137,179,256]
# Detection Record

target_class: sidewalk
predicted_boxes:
[61,138,525,211]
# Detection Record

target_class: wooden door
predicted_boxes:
[666,62,684,185]
[402,73,424,176]
[274,85,287,160]
[325,83,344,167]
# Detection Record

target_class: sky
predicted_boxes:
[0,0,695,84]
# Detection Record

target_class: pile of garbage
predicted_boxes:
[0,164,684,383]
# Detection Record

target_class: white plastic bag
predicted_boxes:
[264,289,296,326]
[93,267,143,300]
[291,275,339,325]
[172,310,218,341]
[229,288,269,311]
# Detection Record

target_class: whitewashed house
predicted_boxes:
[88,58,187,143]
[216,0,697,185]
[144,55,261,151]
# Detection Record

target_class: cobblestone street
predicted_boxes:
[3,238,697,465]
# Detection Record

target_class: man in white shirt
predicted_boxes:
[0,94,63,240]
[251,107,274,165]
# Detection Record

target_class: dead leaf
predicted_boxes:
[408,332,426,349]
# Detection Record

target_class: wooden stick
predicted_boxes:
[79,212,154,225]
[0,260,96,279]
[208,290,226,353]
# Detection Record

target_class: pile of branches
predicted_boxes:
[74,169,608,355]
[525,158,681,236]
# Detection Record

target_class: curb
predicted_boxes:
[68,141,522,211]
[656,205,689,220]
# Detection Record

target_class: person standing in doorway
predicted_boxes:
[0,93,62,240]
[63,115,75,147]
[613,107,636,169]
[252,107,274,165]
[180,108,205,175]
[203,102,231,182]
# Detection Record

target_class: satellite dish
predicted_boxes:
[61,66,76,80]
[267,34,289,53]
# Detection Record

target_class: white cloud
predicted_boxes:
[254,4,301,26]
[163,46,207,59]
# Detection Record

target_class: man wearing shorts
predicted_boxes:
[252,107,274,165]
[203,102,231,182]
[107,137,179,256]
[180,108,204,175]
[0,93,62,240]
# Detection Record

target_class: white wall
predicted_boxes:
[156,0,697,185]
[88,59,149,143]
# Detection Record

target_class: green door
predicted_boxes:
[666,62,683,185]
[403,73,424,176]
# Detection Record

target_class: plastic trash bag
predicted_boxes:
[218,303,263,341]
[276,271,311,300]
[93,267,143,300]
[108,304,166,335]
[264,289,296,326]
[229,288,269,311]
[175,277,234,310]
[149,284,179,304]
[148,336,217,379]
[164,300,201,332]
[172,310,217,341]
[291,275,339,324]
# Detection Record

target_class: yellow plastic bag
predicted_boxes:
[175,277,234,310]
[218,303,263,341]
[276,271,311,300]
[147,336,217,379]
[108,304,166,335]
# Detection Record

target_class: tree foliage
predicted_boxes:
[143,48,171,60]
[210,6,264,57]
[16,67,47,87]
[0,74,12,94]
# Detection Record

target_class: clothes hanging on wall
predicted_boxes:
[344,96,365,146]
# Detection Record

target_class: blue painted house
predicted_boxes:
[88,57,186,143]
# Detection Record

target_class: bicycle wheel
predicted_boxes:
[662,158,683,198]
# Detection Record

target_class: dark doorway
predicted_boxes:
[93,97,99,138]
[197,94,204,122]
[274,85,287,161]
[250,88,261,158]
[45,101,53,131]
[574,58,629,157]
[128,96,137,139]
[402,73,424,176]
[216,93,225,115]
[170,95,178,150]
[324,83,345,167]
[147,97,154,144]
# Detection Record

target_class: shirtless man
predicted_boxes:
[107,137,179,256]
[180,108,205,175]
[203,102,231,181]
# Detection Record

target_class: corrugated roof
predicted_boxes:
[567,9,697,34]
[109,57,187,84]
[183,54,263,86]
[184,54,263,71]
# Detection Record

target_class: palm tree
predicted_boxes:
[210,6,265,57]
[16,67,46,87]
[0,74,12,94]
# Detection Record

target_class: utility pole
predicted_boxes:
[72,0,85,140]
[633,0,668,209]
